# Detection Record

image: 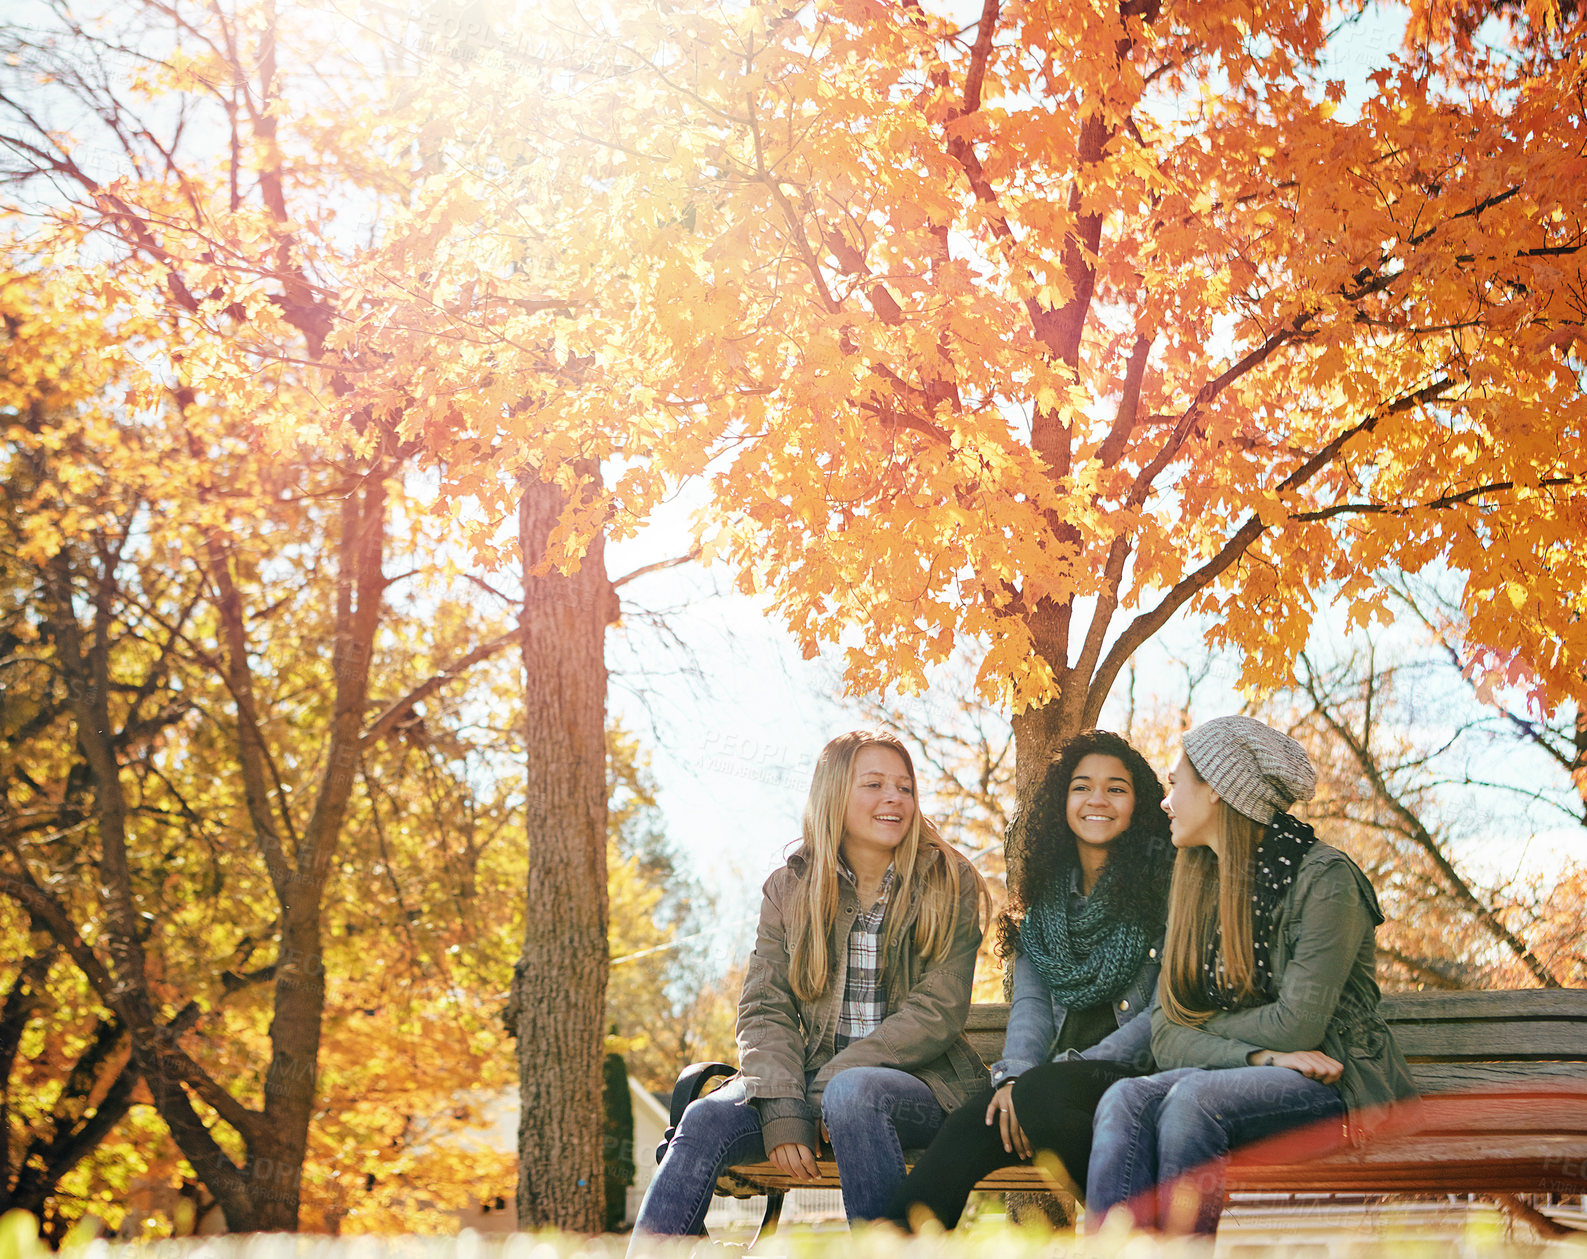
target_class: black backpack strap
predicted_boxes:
[657,1061,738,1163]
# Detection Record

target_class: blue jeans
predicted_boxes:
[630,1067,945,1243]
[631,1074,765,1244]
[1087,1066,1347,1234]
[822,1067,946,1221]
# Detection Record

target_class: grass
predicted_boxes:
[3,1210,1585,1259]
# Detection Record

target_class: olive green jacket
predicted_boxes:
[1151,841,1418,1138]
[737,841,986,1152]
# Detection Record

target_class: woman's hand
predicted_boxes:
[984,1080,1033,1159]
[1250,1048,1344,1084]
[767,1141,820,1181]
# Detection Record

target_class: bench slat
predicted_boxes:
[1231,1132,1587,1194]
[1394,1021,1587,1060]
[965,1031,1587,1065]
[1380,989,1587,1021]
[1412,1061,1587,1092]
[969,990,1587,1026]
[968,994,1587,1064]
[1262,1132,1587,1168]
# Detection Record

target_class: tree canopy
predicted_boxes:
[367,0,1585,795]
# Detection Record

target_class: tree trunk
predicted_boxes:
[248,478,390,1230]
[250,908,327,1231]
[514,466,616,1232]
[1006,608,1093,894]
[1010,698,1084,801]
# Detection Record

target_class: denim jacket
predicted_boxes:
[988,940,1163,1088]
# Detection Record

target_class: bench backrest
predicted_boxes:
[965,988,1587,1094]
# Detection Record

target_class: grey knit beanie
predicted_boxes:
[1181,715,1316,825]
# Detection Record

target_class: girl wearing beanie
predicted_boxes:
[1085,715,1417,1235]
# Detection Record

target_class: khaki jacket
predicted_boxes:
[737,841,986,1152]
[1151,842,1418,1138]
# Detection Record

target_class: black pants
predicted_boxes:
[887,1059,1141,1229]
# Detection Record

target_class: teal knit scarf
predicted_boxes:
[1019,870,1151,1011]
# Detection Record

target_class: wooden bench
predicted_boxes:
[662,989,1587,1235]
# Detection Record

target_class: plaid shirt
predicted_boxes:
[833,861,896,1051]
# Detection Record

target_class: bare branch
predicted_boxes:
[1086,374,1461,710]
[1292,474,1582,522]
[612,547,702,591]
[1296,655,1563,988]
[203,532,297,902]
[361,626,521,750]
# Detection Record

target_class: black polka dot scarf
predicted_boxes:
[1202,812,1318,1011]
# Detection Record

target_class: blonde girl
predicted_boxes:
[1086,715,1416,1234]
[631,730,987,1240]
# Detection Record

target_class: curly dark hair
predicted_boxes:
[995,729,1174,960]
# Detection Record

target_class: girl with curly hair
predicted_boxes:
[889,729,1175,1228]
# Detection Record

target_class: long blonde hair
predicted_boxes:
[785,730,981,1002]
[1159,760,1267,1027]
